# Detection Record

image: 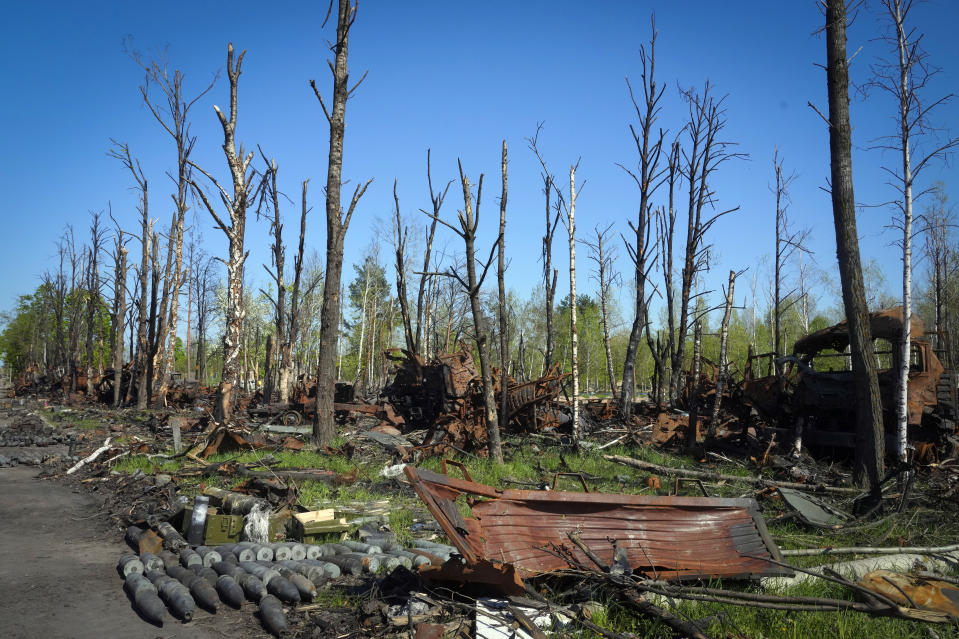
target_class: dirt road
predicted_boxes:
[0,466,251,638]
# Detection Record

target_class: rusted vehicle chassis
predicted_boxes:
[743,308,957,454]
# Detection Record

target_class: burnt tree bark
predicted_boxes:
[392,181,415,353]
[497,141,510,432]
[415,151,448,356]
[192,253,216,386]
[822,0,884,491]
[424,161,503,462]
[771,149,810,376]
[131,51,214,406]
[109,222,130,406]
[85,212,105,396]
[651,141,681,405]
[685,320,703,450]
[310,0,372,445]
[528,126,561,374]
[670,83,742,405]
[259,151,285,404]
[708,269,738,437]
[584,224,620,395]
[619,17,665,419]
[116,144,151,408]
[279,179,310,404]
[190,43,259,423]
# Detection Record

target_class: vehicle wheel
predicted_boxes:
[281,411,303,426]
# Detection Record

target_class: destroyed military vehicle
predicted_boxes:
[743,308,958,458]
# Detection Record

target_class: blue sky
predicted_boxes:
[2,1,958,331]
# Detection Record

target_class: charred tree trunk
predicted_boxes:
[259,153,285,405]
[279,179,309,404]
[528,126,560,375]
[85,213,104,396]
[190,44,258,423]
[497,141,510,433]
[649,142,681,405]
[685,320,702,451]
[619,18,665,419]
[310,0,372,445]
[670,84,741,405]
[586,225,619,396]
[130,49,214,407]
[824,0,884,492]
[392,181,415,353]
[460,164,502,462]
[708,270,737,437]
[416,151,447,356]
[110,232,129,407]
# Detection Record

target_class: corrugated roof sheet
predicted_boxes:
[406,465,790,581]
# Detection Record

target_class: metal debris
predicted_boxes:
[404,463,790,588]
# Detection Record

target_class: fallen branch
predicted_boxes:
[623,590,713,639]
[175,462,342,483]
[782,543,959,557]
[604,454,859,494]
[66,437,113,475]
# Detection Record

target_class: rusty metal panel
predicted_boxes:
[405,466,789,582]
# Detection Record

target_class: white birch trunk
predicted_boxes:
[894,0,912,465]
[568,166,580,443]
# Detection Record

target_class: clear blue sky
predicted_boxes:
[2,1,958,331]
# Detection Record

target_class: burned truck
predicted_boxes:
[743,308,958,458]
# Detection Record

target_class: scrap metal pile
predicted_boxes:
[251,342,571,459]
[9,362,212,411]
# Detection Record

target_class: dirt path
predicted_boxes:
[0,466,258,639]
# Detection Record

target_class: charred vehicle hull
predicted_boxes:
[743,308,957,457]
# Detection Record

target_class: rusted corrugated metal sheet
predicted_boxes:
[405,465,789,582]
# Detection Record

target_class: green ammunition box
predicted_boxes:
[179,507,289,546]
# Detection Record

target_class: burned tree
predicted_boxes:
[392,181,415,353]
[619,17,666,418]
[868,0,959,465]
[669,83,742,405]
[424,160,503,462]
[584,224,621,395]
[528,126,561,374]
[190,43,259,422]
[310,0,372,445]
[771,149,810,375]
[708,269,738,436]
[84,212,106,396]
[415,151,449,356]
[497,141,510,433]
[924,186,957,362]
[651,141,682,405]
[108,218,130,406]
[131,48,216,406]
[109,141,151,408]
[820,0,884,492]
[278,180,311,403]
[258,151,286,404]
[191,251,216,385]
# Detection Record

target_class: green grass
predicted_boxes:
[110,454,181,474]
